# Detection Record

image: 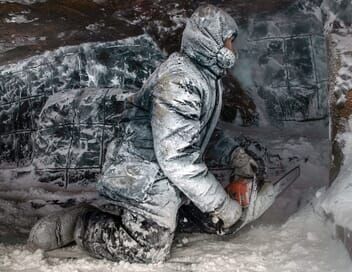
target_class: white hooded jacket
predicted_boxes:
[98,5,239,230]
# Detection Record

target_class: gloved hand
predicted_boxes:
[211,194,242,230]
[230,147,258,178]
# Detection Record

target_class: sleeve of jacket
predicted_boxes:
[151,76,228,214]
[205,129,240,166]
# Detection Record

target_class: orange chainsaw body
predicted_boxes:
[226,178,252,208]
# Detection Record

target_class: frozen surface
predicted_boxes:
[0,0,46,4]
[232,1,328,126]
[321,117,352,231]
[321,0,352,106]
[0,206,350,272]
[5,12,38,24]
[332,33,352,106]
[323,26,352,107]
[318,0,352,231]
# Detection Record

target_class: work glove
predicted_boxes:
[211,194,242,230]
[230,147,258,178]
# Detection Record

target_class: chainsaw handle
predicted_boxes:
[215,219,224,235]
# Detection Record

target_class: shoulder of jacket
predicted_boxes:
[157,53,206,96]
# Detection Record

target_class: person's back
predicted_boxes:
[99,51,220,218]
[102,51,208,168]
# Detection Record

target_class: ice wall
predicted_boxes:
[0,35,165,234]
[232,1,328,126]
[316,0,352,258]
[321,117,352,231]
[0,34,163,177]
[218,1,330,222]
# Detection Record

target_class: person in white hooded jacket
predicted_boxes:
[28,4,258,263]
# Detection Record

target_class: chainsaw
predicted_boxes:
[217,166,301,234]
[177,166,301,235]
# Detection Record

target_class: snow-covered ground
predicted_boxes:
[0,205,350,272]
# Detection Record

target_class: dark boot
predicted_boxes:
[27,204,92,251]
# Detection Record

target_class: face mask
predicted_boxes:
[216,47,238,70]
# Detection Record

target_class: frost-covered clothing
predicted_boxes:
[98,4,239,230]
[78,5,240,262]
[74,207,173,263]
